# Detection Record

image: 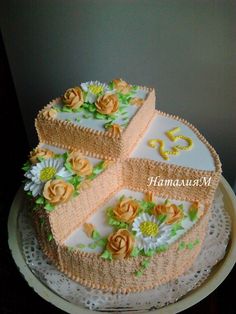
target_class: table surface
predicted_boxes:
[7,176,236,314]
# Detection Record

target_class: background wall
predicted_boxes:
[1,0,236,185]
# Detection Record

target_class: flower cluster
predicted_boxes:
[102,195,186,260]
[23,148,105,210]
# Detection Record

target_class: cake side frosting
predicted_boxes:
[23,79,222,294]
[35,80,156,160]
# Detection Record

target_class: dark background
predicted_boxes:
[0,1,236,313]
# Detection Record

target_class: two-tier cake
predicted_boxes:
[22,79,221,293]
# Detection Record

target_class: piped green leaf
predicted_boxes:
[101,250,112,260]
[36,196,45,205]
[92,230,101,240]
[44,202,55,212]
[188,204,198,222]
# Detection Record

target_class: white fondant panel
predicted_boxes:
[64,189,203,253]
[131,113,215,171]
[54,89,148,132]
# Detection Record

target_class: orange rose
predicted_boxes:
[107,229,134,259]
[107,124,122,137]
[29,148,54,164]
[63,87,84,109]
[95,94,119,115]
[153,203,183,225]
[113,198,139,223]
[43,179,74,205]
[130,97,144,106]
[67,151,93,176]
[112,78,131,94]
[42,108,57,119]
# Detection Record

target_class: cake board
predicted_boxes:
[8,176,236,314]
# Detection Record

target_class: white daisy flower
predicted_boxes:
[24,158,71,197]
[132,213,171,252]
[81,81,110,103]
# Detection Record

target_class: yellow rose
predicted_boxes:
[112,78,131,94]
[107,229,134,259]
[95,94,119,115]
[43,179,74,205]
[153,204,183,225]
[113,198,139,223]
[29,148,54,164]
[63,87,84,109]
[42,108,57,119]
[67,151,93,176]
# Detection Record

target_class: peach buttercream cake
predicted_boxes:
[22,79,221,293]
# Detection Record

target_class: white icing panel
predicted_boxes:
[64,189,203,253]
[131,113,215,171]
[54,89,148,132]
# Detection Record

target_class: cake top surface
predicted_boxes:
[42,79,150,133]
[131,112,216,171]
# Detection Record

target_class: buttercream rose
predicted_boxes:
[112,78,131,94]
[63,87,84,110]
[107,229,134,259]
[67,151,93,176]
[153,204,183,225]
[29,148,54,164]
[95,94,119,115]
[113,198,139,223]
[42,108,57,119]
[43,179,74,205]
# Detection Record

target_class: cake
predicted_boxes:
[22,79,221,293]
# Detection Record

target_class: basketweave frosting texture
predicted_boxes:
[24,79,221,294]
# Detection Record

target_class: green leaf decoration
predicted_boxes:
[108,81,114,90]
[48,234,53,242]
[92,230,101,240]
[96,238,107,247]
[108,217,128,229]
[22,161,31,172]
[73,190,79,197]
[37,156,45,162]
[141,259,150,269]
[188,204,198,222]
[104,121,113,129]
[143,249,155,257]
[36,196,45,205]
[193,238,200,246]
[44,202,55,212]
[157,214,167,224]
[130,247,140,257]
[170,223,184,237]
[119,195,125,202]
[101,250,112,260]
[76,117,81,122]
[95,112,107,120]
[178,242,186,250]
[77,243,86,249]
[27,191,33,197]
[87,104,97,113]
[62,152,69,161]
[139,200,155,213]
[62,106,73,113]
[187,242,194,250]
[64,161,73,172]
[88,242,97,249]
[131,85,138,91]
[156,245,168,253]
[134,270,143,277]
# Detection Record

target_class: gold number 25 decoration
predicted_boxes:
[148,127,193,160]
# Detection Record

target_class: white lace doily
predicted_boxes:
[18,188,231,312]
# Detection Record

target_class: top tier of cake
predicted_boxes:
[36,79,155,160]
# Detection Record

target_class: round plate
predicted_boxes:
[8,176,236,314]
